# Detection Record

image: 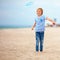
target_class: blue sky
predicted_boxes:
[0,0,60,26]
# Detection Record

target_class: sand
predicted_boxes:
[0,27,60,60]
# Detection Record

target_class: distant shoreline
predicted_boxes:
[0,26,32,29]
[0,25,60,29]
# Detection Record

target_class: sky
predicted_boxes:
[0,0,60,27]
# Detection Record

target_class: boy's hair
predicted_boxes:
[37,8,43,15]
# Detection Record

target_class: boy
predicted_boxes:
[32,8,56,52]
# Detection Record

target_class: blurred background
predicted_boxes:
[0,0,60,28]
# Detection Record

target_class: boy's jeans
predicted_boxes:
[36,32,44,52]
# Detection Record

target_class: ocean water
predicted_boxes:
[0,25,32,29]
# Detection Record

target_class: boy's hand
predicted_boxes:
[46,17,56,25]
[53,22,56,25]
[32,27,34,30]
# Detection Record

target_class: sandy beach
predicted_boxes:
[0,27,60,60]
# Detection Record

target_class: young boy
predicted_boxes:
[32,8,56,52]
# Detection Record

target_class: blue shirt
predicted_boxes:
[35,15,46,32]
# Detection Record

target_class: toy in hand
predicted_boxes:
[53,22,56,25]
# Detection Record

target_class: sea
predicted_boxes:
[0,25,32,29]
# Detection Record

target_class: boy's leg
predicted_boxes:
[36,32,39,52]
[40,32,44,52]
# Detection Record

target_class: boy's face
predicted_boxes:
[37,9,42,16]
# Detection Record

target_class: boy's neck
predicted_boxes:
[37,15,42,17]
[37,15,43,17]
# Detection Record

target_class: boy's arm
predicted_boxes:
[46,17,56,25]
[32,22,36,30]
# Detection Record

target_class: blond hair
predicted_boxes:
[37,8,43,15]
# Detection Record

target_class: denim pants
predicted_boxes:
[35,32,44,52]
